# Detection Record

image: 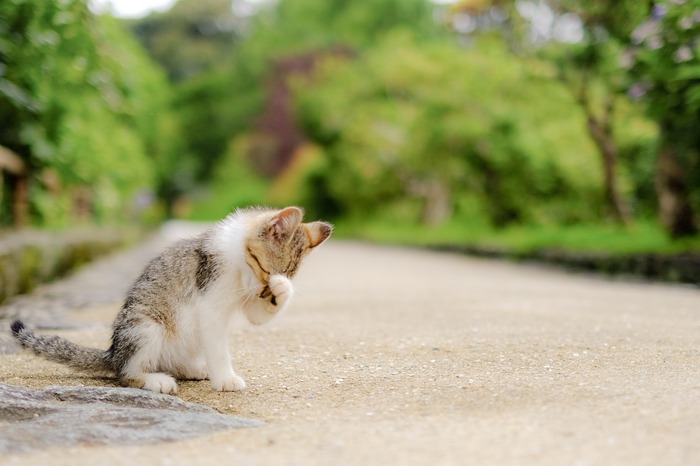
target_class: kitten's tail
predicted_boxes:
[11,320,113,373]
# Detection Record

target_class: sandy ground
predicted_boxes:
[1,239,700,465]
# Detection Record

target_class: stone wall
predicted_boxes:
[0,228,139,305]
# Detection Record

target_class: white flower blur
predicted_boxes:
[674,45,693,62]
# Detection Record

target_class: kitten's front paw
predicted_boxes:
[210,374,247,392]
[269,274,293,308]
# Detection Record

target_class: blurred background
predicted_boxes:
[1,0,699,254]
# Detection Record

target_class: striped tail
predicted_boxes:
[11,320,112,373]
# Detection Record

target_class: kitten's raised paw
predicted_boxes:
[269,274,293,306]
[210,374,247,392]
[142,373,178,395]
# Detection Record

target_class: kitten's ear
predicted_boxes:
[267,207,303,240]
[305,221,333,249]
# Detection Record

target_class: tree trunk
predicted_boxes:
[0,145,28,228]
[585,111,631,225]
[655,141,697,238]
[420,178,452,226]
[11,175,29,228]
[563,65,630,226]
[73,186,92,222]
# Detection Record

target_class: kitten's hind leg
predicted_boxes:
[119,348,178,394]
[121,373,178,395]
[115,323,179,395]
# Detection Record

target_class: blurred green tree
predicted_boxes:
[240,0,443,175]
[129,0,267,183]
[293,35,602,226]
[544,1,649,227]
[248,0,439,55]
[626,0,700,237]
[162,0,444,198]
[129,0,240,82]
[0,0,178,226]
[446,0,648,225]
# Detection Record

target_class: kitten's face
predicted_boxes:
[245,207,332,287]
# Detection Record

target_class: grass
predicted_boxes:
[333,217,700,255]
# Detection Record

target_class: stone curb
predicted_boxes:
[0,383,262,453]
[0,228,141,305]
[427,244,700,285]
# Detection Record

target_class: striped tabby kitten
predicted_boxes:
[11,206,331,395]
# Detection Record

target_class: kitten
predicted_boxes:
[10,206,331,395]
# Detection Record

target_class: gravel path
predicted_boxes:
[1,224,699,465]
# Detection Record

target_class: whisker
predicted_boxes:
[225,287,256,304]
[290,284,312,296]
[244,289,258,306]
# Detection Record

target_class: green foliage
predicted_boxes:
[249,0,441,56]
[615,109,659,215]
[627,1,700,126]
[626,1,700,234]
[6,0,694,254]
[0,0,179,227]
[186,137,269,221]
[127,0,256,190]
[293,34,603,226]
[129,0,240,82]
[550,0,650,40]
[169,0,445,217]
[173,61,265,181]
